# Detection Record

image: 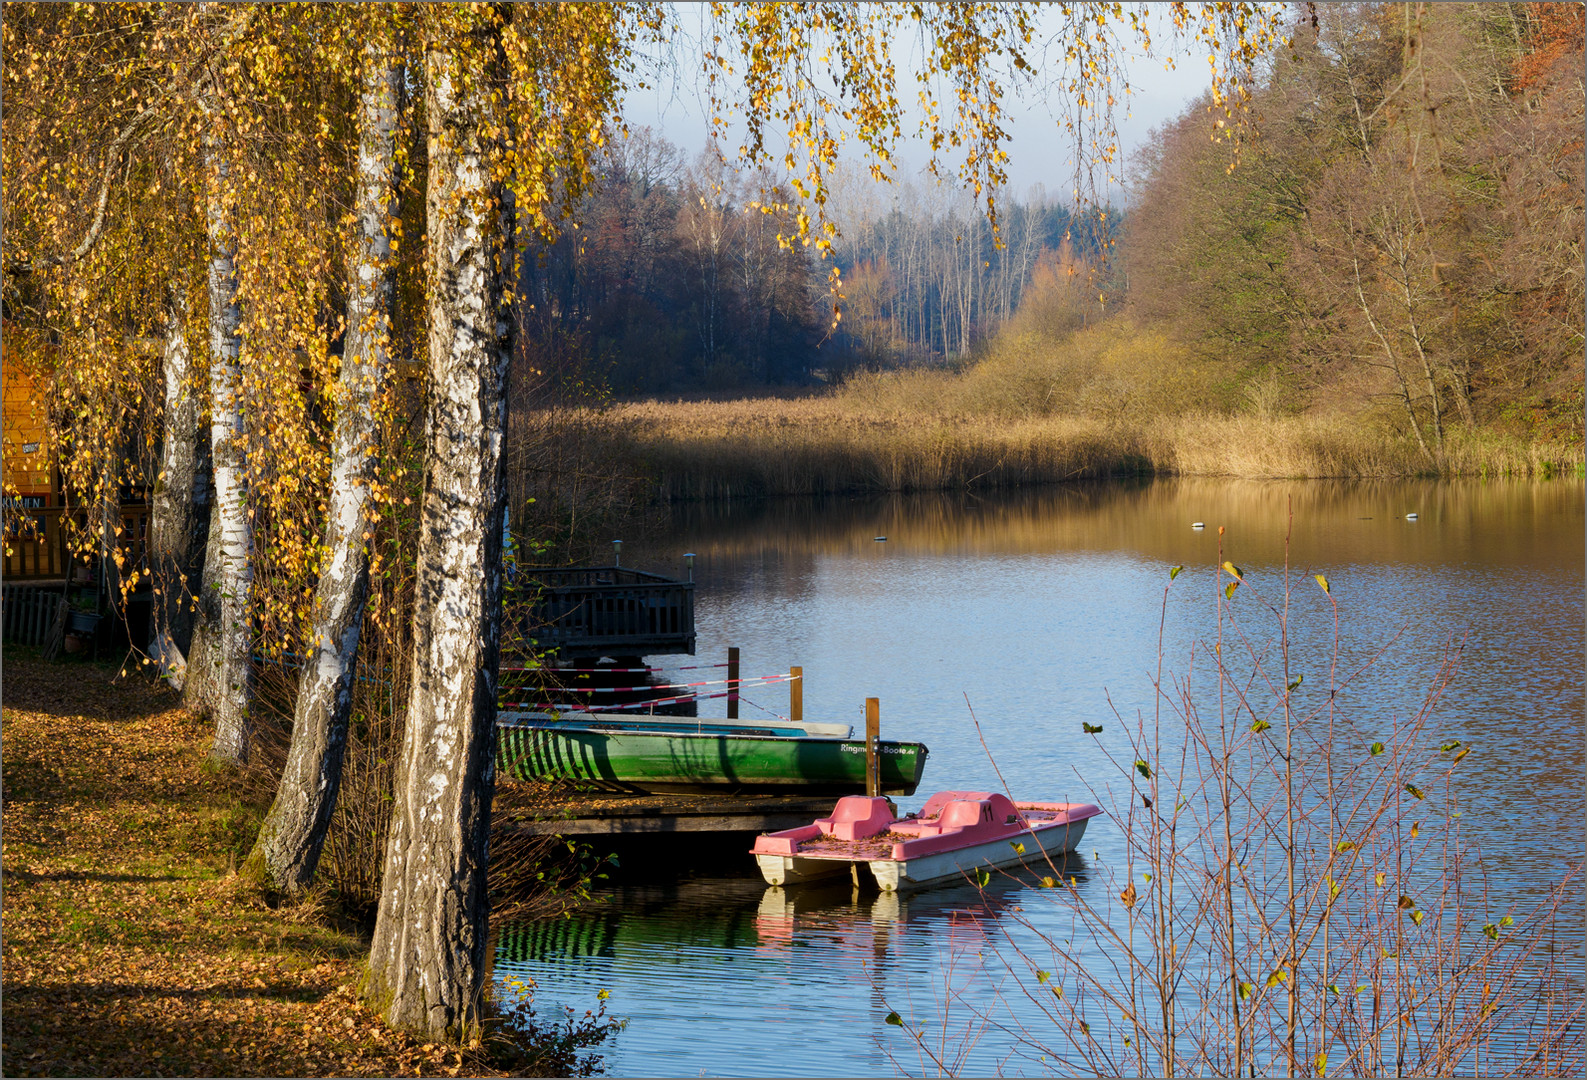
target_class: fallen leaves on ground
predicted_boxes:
[0,651,509,1077]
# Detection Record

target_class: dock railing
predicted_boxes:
[499,657,803,719]
[512,565,695,657]
[2,505,68,579]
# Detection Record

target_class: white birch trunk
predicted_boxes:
[197,135,254,764]
[252,45,400,892]
[183,498,222,713]
[366,44,510,1041]
[149,291,204,689]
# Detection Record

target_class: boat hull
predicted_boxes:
[867,817,1092,891]
[755,853,856,886]
[498,722,929,795]
[754,818,1093,890]
[750,793,1102,891]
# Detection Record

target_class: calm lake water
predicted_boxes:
[493,478,1585,1077]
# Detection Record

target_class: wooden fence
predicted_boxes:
[1,583,64,646]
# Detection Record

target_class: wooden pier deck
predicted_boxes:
[497,783,839,836]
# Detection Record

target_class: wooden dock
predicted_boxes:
[497,785,839,836]
[514,565,696,659]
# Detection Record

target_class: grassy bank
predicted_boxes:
[0,652,611,1078]
[583,391,1583,501]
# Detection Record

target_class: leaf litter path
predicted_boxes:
[1,652,490,1077]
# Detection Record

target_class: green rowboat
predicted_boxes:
[497,716,929,795]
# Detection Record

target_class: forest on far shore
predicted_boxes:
[526,2,1583,449]
[518,129,1119,392]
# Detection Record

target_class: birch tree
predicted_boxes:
[677,157,731,377]
[251,35,405,893]
[148,289,209,688]
[363,2,654,1038]
[187,121,254,763]
[364,29,510,1040]
[179,3,365,762]
[4,6,216,662]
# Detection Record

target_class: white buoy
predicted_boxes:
[1406,513,1419,521]
[1191,522,1206,530]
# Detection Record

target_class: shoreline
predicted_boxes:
[558,397,1585,502]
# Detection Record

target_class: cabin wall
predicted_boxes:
[2,365,52,500]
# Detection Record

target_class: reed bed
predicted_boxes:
[587,396,1583,501]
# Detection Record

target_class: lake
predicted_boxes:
[492,478,1584,1076]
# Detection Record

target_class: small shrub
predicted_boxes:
[888,534,1584,1076]
[483,976,626,1077]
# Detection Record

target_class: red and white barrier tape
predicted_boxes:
[502,685,746,713]
[499,661,734,674]
[511,673,794,695]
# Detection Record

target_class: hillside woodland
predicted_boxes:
[505,3,1584,539]
[909,2,1584,451]
[527,3,1581,495]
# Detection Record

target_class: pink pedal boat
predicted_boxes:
[751,790,1104,892]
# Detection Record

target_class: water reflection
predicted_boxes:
[501,478,1583,1076]
[493,867,1101,1078]
[494,868,1069,967]
[752,866,1069,947]
[635,478,1585,573]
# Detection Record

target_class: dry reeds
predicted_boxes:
[557,309,1580,499]
[615,401,1149,500]
[584,396,1582,501]
[1166,417,1584,480]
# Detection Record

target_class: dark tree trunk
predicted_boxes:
[365,39,511,1042]
[183,495,223,714]
[149,290,207,687]
[251,43,401,893]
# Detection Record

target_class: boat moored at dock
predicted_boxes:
[751,791,1103,891]
[497,713,930,796]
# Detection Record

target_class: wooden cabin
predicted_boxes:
[1,363,68,579]
[2,362,152,652]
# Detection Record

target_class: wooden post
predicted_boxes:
[865,697,880,797]
[727,646,739,719]
[790,666,803,726]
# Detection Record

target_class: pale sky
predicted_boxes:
[620,6,1228,207]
